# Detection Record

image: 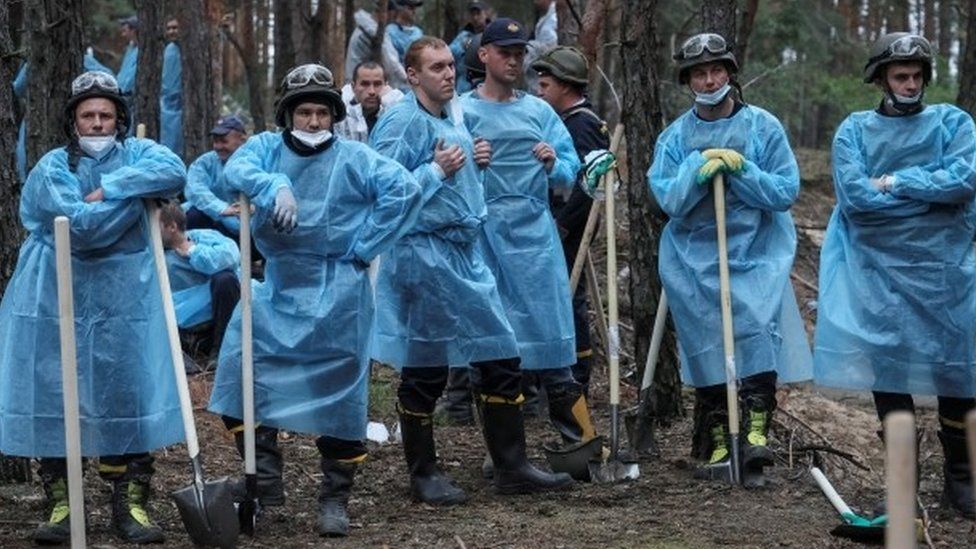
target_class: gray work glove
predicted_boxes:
[273,186,298,233]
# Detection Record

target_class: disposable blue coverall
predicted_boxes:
[117,43,138,95]
[167,228,240,328]
[370,94,519,367]
[208,132,423,440]
[0,138,187,457]
[647,105,813,388]
[814,104,976,397]
[159,41,183,155]
[460,91,580,370]
[184,151,241,233]
[385,22,423,65]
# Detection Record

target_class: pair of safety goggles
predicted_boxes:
[674,33,727,61]
[869,34,932,65]
[282,64,334,90]
[71,71,120,96]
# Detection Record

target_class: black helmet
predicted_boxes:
[863,32,933,84]
[273,64,347,128]
[63,71,130,140]
[674,33,739,84]
[464,33,485,78]
[531,45,589,86]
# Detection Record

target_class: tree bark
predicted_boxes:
[273,0,295,87]
[0,0,25,292]
[579,0,607,74]
[221,3,266,131]
[134,0,164,140]
[620,0,682,427]
[180,0,222,161]
[924,0,936,39]
[957,0,976,115]
[701,0,737,53]
[889,0,911,32]
[556,0,580,45]
[25,0,84,172]
[737,0,759,66]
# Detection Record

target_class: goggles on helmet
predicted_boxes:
[675,33,727,61]
[71,71,120,96]
[282,64,334,90]
[869,34,932,66]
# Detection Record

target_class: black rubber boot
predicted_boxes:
[478,395,575,494]
[938,430,975,519]
[110,476,165,544]
[546,387,598,446]
[33,472,72,545]
[232,426,285,506]
[433,368,475,425]
[317,458,357,537]
[399,407,468,506]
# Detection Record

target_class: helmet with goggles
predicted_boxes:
[674,33,739,84]
[274,63,347,128]
[863,32,933,84]
[63,71,130,140]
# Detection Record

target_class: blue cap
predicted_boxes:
[210,114,246,135]
[481,18,527,47]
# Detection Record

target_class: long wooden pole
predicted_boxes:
[885,411,917,549]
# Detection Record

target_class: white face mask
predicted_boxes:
[694,82,732,106]
[291,129,333,148]
[892,91,922,104]
[77,135,117,159]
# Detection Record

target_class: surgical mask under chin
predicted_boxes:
[694,82,731,106]
[885,89,924,113]
[290,129,333,147]
[77,135,117,159]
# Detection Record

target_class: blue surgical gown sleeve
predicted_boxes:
[648,130,710,219]
[100,138,186,200]
[542,107,580,188]
[188,235,239,275]
[369,108,445,203]
[13,63,28,99]
[728,115,800,212]
[84,53,115,76]
[186,154,231,219]
[223,133,292,211]
[889,107,976,204]
[23,152,144,251]
[449,30,470,60]
[832,118,930,222]
[347,152,423,263]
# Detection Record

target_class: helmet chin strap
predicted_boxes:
[882,84,924,115]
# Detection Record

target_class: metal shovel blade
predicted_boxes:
[829,523,884,544]
[623,404,657,456]
[171,465,239,548]
[694,436,741,485]
[588,457,640,483]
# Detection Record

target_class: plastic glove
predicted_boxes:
[581,149,617,199]
[273,186,298,233]
[696,157,727,185]
[870,174,894,193]
[702,148,746,173]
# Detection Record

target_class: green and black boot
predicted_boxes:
[110,477,165,544]
[938,429,975,519]
[478,394,575,494]
[317,457,359,537]
[231,425,285,506]
[399,405,468,506]
[33,474,72,545]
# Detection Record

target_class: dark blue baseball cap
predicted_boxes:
[210,114,246,135]
[481,18,527,47]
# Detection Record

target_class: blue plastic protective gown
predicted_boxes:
[167,229,240,328]
[0,138,187,457]
[369,94,519,368]
[385,23,423,64]
[14,63,27,183]
[117,43,138,96]
[208,133,423,440]
[84,52,115,76]
[184,151,241,234]
[449,29,474,94]
[461,91,580,370]
[648,105,813,388]
[159,42,183,156]
[814,104,976,397]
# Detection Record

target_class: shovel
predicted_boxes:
[810,466,885,544]
[238,193,260,535]
[146,199,239,548]
[54,216,87,549]
[624,289,667,455]
[587,138,638,483]
[696,173,741,485]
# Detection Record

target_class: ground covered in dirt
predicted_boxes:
[2,149,975,547]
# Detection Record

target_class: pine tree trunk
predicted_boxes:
[620,0,682,428]
[180,0,222,161]
[25,0,85,172]
[273,0,295,88]
[222,1,266,132]
[957,0,976,115]
[556,0,579,45]
[737,0,759,66]
[0,0,25,291]
[701,0,737,53]
[134,0,164,140]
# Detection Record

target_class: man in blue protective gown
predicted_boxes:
[448,1,489,94]
[0,72,186,545]
[814,33,976,518]
[207,63,424,537]
[647,33,812,484]
[117,16,139,97]
[159,201,240,361]
[184,114,249,239]
[386,0,424,65]
[462,19,600,476]
[159,17,183,156]
[370,36,574,506]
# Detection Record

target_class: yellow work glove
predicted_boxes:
[702,148,746,173]
[696,158,726,185]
